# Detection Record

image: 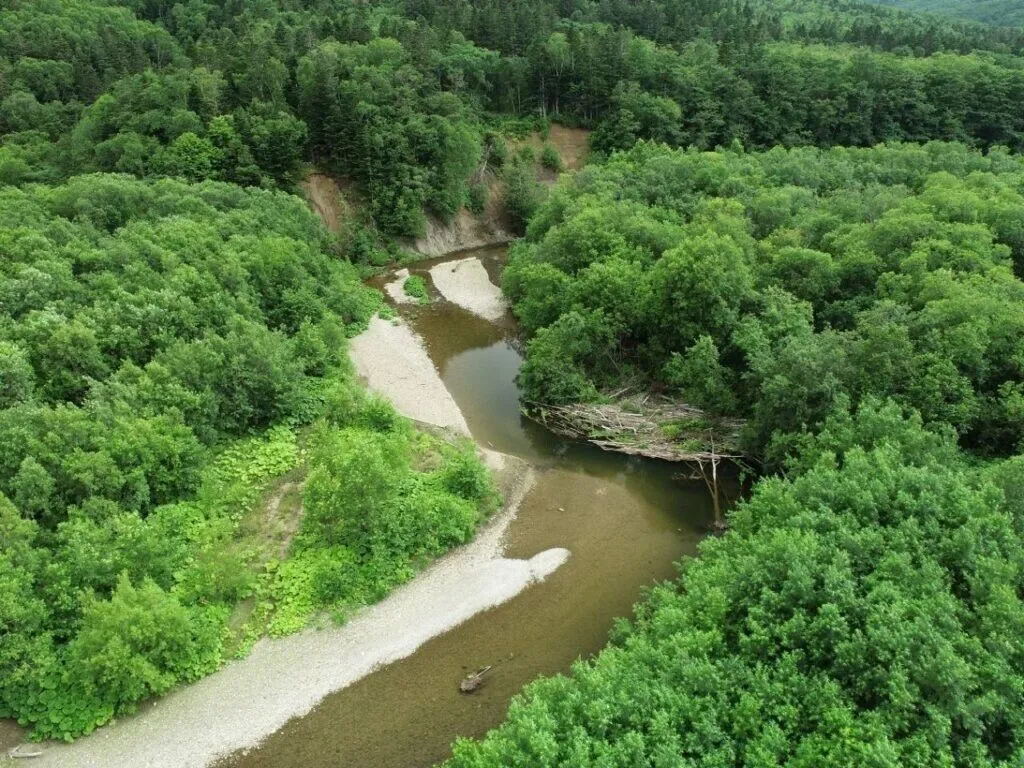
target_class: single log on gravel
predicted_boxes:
[8,745,44,759]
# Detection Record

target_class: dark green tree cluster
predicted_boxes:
[7,0,1024,236]
[296,36,485,235]
[506,141,1024,458]
[0,0,183,121]
[399,5,1024,153]
[0,173,382,738]
[63,71,309,187]
[412,0,1024,57]
[868,0,1024,27]
[579,35,1024,152]
[775,0,1024,54]
[448,400,1024,767]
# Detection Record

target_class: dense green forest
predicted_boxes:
[4,0,1024,760]
[0,175,496,740]
[507,142,1024,460]
[449,400,1024,767]
[867,0,1024,27]
[5,0,1024,237]
[464,140,1024,764]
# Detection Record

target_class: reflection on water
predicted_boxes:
[220,246,717,768]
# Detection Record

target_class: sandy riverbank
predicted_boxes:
[428,257,509,321]
[349,314,470,434]
[15,453,553,768]
[11,289,567,768]
[383,268,416,305]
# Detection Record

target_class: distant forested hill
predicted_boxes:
[867,0,1024,26]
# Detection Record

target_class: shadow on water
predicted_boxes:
[220,246,721,768]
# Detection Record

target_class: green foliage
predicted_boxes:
[539,143,562,171]
[66,577,224,716]
[485,133,509,168]
[663,336,736,413]
[0,173,385,737]
[519,312,609,404]
[510,142,1024,458]
[0,342,37,409]
[7,0,1024,231]
[403,274,430,304]
[264,420,495,635]
[9,0,1024,754]
[302,426,410,551]
[448,402,1024,767]
[437,447,496,504]
[501,155,543,235]
[866,0,1024,26]
[296,38,483,235]
[466,182,488,215]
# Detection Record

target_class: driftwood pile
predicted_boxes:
[527,397,747,530]
[526,399,743,463]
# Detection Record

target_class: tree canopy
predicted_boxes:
[5,0,1024,758]
[448,400,1024,768]
[866,0,1024,27]
[507,141,1024,459]
[0,173,495,740]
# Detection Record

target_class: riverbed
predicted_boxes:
[3,245,717,768]
[218,245,716,768]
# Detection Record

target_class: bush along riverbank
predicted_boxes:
[447,398,1024,767]
[507,141,1024,465]
[0,175,497,742]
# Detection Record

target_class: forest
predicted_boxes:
[449,401,1024,767]
[507,141,1024,460]
[0,174,496,740]
[867,0,1024,27]
[2,0,1024,762]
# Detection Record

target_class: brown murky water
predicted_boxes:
[219,246,721,768]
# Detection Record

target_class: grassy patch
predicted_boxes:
[660,417,715,440]
[540,143,563,171]
[403,274,430,304]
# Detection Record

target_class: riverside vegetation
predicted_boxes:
[3,0,1024,763]
[0,177,496,741]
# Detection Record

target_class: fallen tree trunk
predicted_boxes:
[525,399,744,463]
[460,665,494,693]
[526,398,748,529]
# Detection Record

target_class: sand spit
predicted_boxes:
[349,315,470,435]
[21,457,561,768]
[11,293,568,768]
[383,268,416,304]
[429,257,509,322]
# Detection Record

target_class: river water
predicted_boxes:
[219,246,718,768]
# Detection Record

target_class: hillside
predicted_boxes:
[867,0,1024,26]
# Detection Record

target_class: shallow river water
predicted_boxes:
[218,246,719,768]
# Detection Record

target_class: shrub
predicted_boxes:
[438,446,495,504]
[540,143,562,171]
[502,159,543,235]
[403,274,430,304]
[467,182,488,214]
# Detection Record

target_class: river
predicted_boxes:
[217,246,719,768]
